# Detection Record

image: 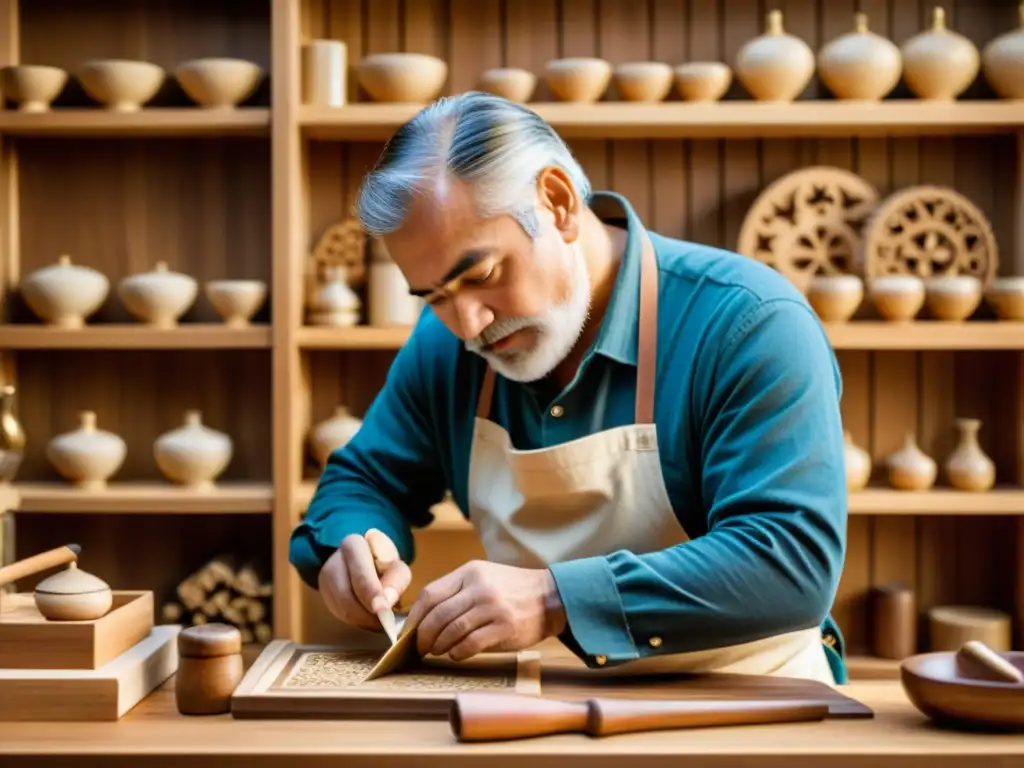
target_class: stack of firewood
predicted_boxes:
[160,554,273,645]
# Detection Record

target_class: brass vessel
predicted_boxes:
[0,384,26,482]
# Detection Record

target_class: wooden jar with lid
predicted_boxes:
[175,623,244,715]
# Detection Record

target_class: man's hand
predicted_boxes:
[318,529,412,632]
[404,560,567,661]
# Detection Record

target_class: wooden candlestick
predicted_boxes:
[449,692,829,742]
[175,622,244,715]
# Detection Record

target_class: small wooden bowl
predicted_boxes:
[77,58,165,112]
[175,57,263,109]
[901,650,1024,732]
[923,275,982,321]
[476,67,536,103]
[612,62,672,102]
[544,57,611,103]
[673,62,732,101]
[984,277,1024,321]
[869,275,925,322]
[807,275,863,322]
[357,53,448,103]
[0,64,68,112]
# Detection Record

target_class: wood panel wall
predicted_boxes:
[298,0,1024,651]
[8,1,273,603]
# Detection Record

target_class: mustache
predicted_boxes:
[465,316,537,352]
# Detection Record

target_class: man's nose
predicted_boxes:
[452,294,493,340]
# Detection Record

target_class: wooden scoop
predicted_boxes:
[449,692,829,742]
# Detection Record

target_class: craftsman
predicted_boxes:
[290,91,849,686]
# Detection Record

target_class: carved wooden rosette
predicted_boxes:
[859,185,999,285]
[306,218,368,301]
[737,166,880,293]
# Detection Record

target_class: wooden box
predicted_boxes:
[0,623,180,721]
[0,590,154,670]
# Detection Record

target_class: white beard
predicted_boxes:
[465,243,591,383]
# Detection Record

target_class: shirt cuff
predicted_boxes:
[548,555,639,667]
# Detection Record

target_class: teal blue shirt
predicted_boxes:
[290,191,849,683]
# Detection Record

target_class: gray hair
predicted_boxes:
[355,91,592,239]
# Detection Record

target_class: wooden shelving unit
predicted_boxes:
[3,0,1024,682]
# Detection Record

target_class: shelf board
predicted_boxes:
[0,324,272,350]
[825,320,1024,350]
[0,108,271,137]
[298,321,1024,352]
[301,100,1024,141]
[14,482,273,513]
[848,486,1024,515]
[297,325,411,349]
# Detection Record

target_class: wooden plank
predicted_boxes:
[0,109,270,136]
[0,325,271,349]
[14,482,273,514]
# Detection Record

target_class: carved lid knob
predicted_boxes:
[35,561,110,595]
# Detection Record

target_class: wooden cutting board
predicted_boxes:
[231,639,872,720]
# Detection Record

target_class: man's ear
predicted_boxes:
[536,166,581,243]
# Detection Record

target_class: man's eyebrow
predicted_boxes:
[408,249,493,296]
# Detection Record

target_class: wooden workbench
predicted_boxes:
[0,677,1022,767]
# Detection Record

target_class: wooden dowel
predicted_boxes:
[0,543,80,588]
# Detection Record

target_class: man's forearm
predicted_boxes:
[548,512,842,667]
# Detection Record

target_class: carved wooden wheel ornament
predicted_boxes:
[859,185,998,284]
[737,166,880,293]
[308,217,368,288]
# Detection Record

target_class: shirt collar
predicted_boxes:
[586,190,648,367]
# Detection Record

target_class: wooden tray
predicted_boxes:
[231,640,542,719]
[0,590,154,670]
[231,639,872,721]
[0,623,179,721]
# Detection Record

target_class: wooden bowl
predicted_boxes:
[357,53,447,102]
[612,62,673,102]
[0,64,68,112]
[673,62,732,101]
[544,57,611,102]
[923,275,982,321]
[477,67,536,103]
[77,58,165,112]
[807,275,863,322]
[205,279,267,327]
[901,650,1024,732]
[983,277,1024,320]
[175,57,263,109]
[868,275,925,321]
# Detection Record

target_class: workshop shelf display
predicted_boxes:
[2,0,1024,685]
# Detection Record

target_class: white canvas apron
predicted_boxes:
[465,229,835,685]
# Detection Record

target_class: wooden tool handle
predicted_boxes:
[449,692,830,742]
[956,640,1024,683]
[0,543,80,588]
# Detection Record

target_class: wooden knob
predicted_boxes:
[178,622,242,658]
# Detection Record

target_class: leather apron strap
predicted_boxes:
[476,230,659,424]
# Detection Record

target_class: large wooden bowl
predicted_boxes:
[357,53,447,103]
[901,650,1024,731]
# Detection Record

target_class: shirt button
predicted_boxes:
[594,655,607,666]
[550,405,564,418]
[649,636,662,648]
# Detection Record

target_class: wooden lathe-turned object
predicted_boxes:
[885,433,937,491]
[734,9,814,101]
[928,606,1012,652]
[176,622,244,715]
[817,12,902,100]
[45,410,127,489]
[982,1,1024,99]
[944,418,996,492]
[869,583,916,660]
[900,6,979,100]
[154,410,233,489]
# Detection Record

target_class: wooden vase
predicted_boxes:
[900,6,980,100]
[308,406,363,467]
[982,1,1024,99]
[886,433,937,491]
[843,431,872,491]
[734,9,814,101]
[817,12,902,100]
[944,418,996,492]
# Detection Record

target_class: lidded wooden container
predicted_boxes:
[175,623,244,715]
